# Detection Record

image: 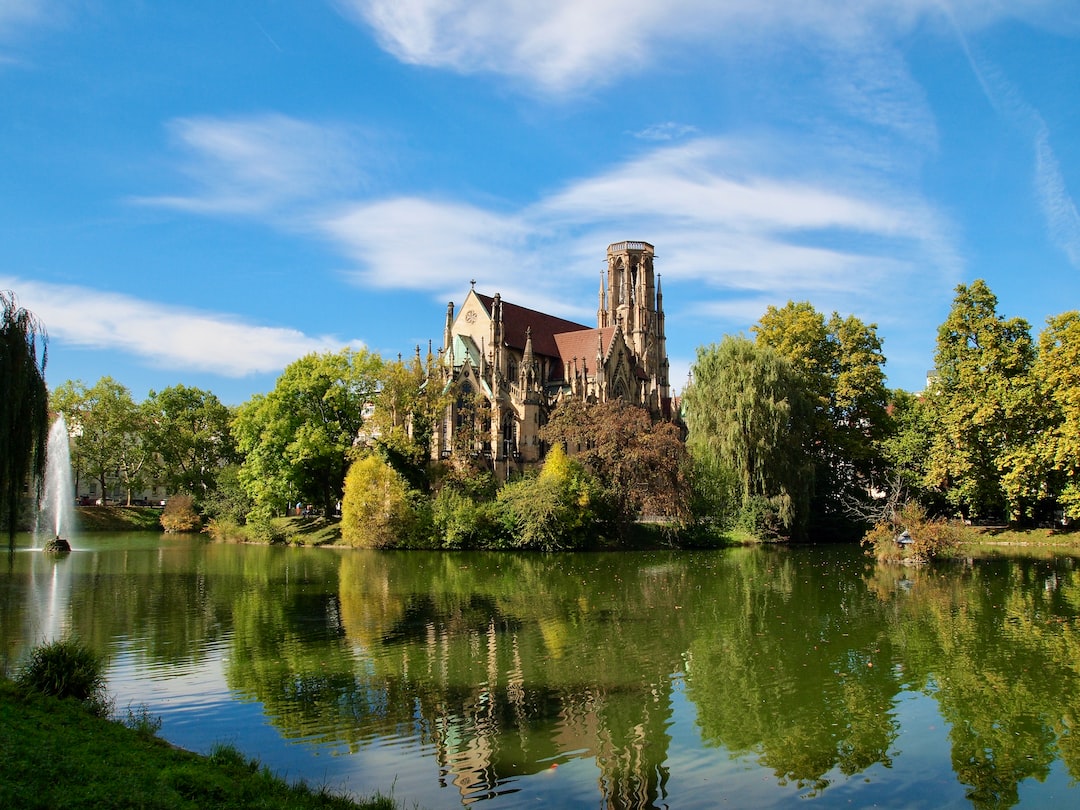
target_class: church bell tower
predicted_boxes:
[599,241,669,405]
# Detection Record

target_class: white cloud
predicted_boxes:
[954,31,1080,269]
[633,122,700,142]
[135,115,367,215]
[336,0,1077,95]
[1035,127,1080,267]
[305,134,957,338]
[2,278,353,377]
[320,197,540,292]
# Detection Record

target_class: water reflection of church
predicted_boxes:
[337,555,678,809]
[433,241,673,475]
[419,620,675,808]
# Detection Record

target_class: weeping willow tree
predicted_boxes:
[683,336,814,539]
[1,291,49,548]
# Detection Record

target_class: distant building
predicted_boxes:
[433,241,672,476]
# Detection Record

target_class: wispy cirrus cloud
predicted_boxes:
[133,114,369,215]
[316,134,957,330]
[954,29,1080,268]
[1035,126,1080,267]
[135,104,959,360]
[633,122,700,142]
[335,0,1077,95]
[2,277,355,377]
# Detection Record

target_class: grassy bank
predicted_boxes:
[0,678,396,810]
[74,505,164,532]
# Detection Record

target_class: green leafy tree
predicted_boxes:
[683,336,813,538]
[368,349,444,489]
[1035,311,1080,520]
[53,377,147,505]
[924,280,1037,521]
[0,291,49,545]
[541,399,690,539]
[753,302,890,530]
[142,385,236,497]
[233,348,383,519]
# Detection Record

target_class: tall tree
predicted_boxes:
[682,336,813,538]
[1035,311,1080,520]
[143,385,235,497]
[753,302,890,529]
[60,378,146,505]
[233,348,383,519]
[0,291,49,546]
[367,348,443,488]
[924,280,1037,521]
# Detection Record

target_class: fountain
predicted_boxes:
[38,413,75,553]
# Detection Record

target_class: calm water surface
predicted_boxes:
[3,534,1080,809]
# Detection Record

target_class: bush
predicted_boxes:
[495,450,608,551]
[862,502,962,563]
[160,494,202,533]
[341,454,419,548]
[431,487,505,549]
[16,638,110,716]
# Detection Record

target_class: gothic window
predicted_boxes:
[455,381,473,428]
[508,358,518,380]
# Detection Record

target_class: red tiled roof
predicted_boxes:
[553,327,616,376]
[475,294,591,359]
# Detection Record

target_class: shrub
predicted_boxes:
[341,454,419,548]
[16,638,110,716]
[160,494,202,533]
[431,487,505,549]
[862,502,962,563]
[122,703,163,739]
[495,451,608,551]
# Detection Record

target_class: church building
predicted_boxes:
[432,241,672,475]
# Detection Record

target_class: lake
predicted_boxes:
[3,534,1080,809]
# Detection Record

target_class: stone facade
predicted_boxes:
[433,241,671,476]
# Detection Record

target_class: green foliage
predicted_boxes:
[0,290,49,546]
[1035,311,1080,521]
[122,703,164,739]
[923,280,1038,521]
[431,486,504,549]
[51,376,150,505]
[198,464,253,524]
[341,454,419,548]
[143,385,236,497]
[233,348,384,520]
[753,302,890,532]
[684,336,813,538]
[160,494,202,533]
[495,448,610,550]
[16,638,110,716]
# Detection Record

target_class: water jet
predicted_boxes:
[37,413,75,552]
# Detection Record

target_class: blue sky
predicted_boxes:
[3,1,1078,405]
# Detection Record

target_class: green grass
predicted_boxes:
[0,678,398,810]
[74,505,164,532]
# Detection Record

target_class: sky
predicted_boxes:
[2,1,1079,406]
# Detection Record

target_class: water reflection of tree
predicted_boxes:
[207,545,1080,809]
[687,549,901,795]
[865,558,1080,809]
